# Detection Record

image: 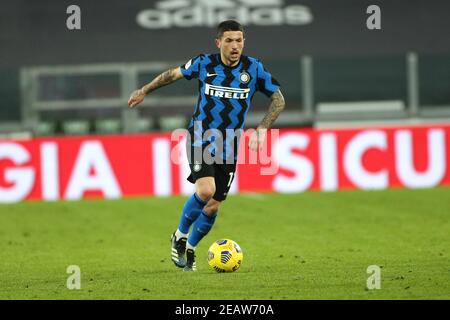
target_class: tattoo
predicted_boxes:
[259,90,285,129]
[143,68,177,94]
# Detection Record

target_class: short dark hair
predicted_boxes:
[216,20,245,39]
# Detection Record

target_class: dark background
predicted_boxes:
[1,0,450,67]
[1,0,449,128]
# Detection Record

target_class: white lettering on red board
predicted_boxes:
[64,141,121,200]
[0,127,448,203]
[0,143,35,203]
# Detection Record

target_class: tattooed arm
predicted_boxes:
[258,90,285,129]
[249,90,285,151]
[128,67,184,108]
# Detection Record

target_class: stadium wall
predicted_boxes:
[2,0,450,68]
[1,124,449,203]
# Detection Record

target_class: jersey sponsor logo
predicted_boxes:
[137,0,313,29]
[207,72,218,77]
[205,83,250,99]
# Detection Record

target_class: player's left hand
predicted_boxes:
[248,127,267,152]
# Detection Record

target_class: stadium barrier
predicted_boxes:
[0,124,449,203]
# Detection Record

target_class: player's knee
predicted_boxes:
[204,201,220,216]
[197,186,216,202]
[209,203,220,215]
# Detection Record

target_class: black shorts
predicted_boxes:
[187,162,237,202]
[185,128,238,201]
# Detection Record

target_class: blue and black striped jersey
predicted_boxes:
[181,53,280,131]
[180,53,280,160]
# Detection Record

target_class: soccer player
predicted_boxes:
[128,20,285,271]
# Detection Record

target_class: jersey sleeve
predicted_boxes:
[256,60,281,97]
[180,54,204,80]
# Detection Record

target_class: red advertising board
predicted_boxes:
[1,125,449,203]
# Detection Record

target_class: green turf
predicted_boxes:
[0,188,449,300]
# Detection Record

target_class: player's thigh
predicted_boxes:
[188,160,216,199]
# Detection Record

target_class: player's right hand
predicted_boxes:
[128,89,146,108]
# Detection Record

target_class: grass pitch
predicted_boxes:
[1,188,449,300]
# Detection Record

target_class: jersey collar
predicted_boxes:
[217,53,243,70]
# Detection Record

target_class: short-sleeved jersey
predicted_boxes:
[180,53,280,161]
